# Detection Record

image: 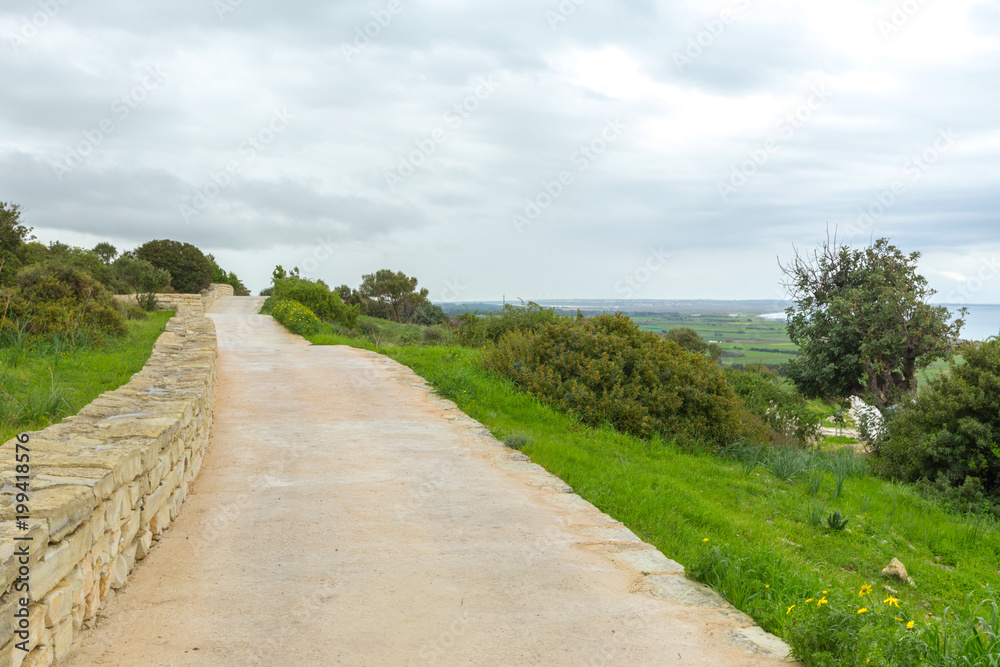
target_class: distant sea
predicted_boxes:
[760,304,1000,341]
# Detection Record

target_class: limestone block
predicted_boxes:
[42,579,76,628]
[0,521,47,593]
[108,553,129,590]
[31,466,116,502]
[167,482,187,520]
[108,528,122,561]
[149,505,171,536]
[71,602,84,632]
[79,555,94,596]
[141,462,184,526]
[0,486,95,543]
[30,524,93,602]
[120,508,141,549]
[50,617,73,662]
[89,531,112,570]
[135,530,153,560]
[83,582,100,620]
[27,603,45,652]
[21,643,54,667]
[0,590,19,649]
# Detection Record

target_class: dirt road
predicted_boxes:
[64,297,793,666]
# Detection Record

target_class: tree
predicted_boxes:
[873,337,1000,510]
[207,255,250,296]
[93,242,118,265]
[781,236,964,408]
[0,202,33,287]
[135,239,213,294]
[113,255,171,310]
[357,269,431,323]
[663,327,723,363]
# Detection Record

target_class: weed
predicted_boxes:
[826,510,849,531]
[808,502,825,527]
[503,433,532,450]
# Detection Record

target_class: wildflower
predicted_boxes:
[859,584,872,597]
[906,620,915,629]
[817,597,828,607]
[857,608,868,614]
[805,598,814,604]
[883,595,899,607]
[765,585,770,589]
[894,617,904,622]
[703,538,709,542]
[822,590,828,594]
[786,605,796,615]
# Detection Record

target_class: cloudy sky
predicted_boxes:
[2,0,998,302]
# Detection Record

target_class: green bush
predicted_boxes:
[482,313,767,448]
[271,300,322,336]
[269,277,358,328]
[726,365,821,446]
[0,262,126,337]
[135,239,213,294]
[874,337,1000,509]
[456,301,562,347]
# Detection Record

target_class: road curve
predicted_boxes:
[64,296,794,666]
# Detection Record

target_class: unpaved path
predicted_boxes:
[65,297,794,666]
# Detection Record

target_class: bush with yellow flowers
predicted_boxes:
[271,299,321,336]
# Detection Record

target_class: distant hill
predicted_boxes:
[439,299,793,316]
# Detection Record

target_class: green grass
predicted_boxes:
[0,312,173,444]
[315,338,997,665]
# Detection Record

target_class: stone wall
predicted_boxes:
[113,283,234,313]
[0,305,220,665]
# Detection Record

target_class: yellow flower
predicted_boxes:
[883,595,899,607]
[822,590,828,594]
[859,584,872,596]
[703,538,709,542]
[907,620,915,629]
[857,608,868,614]
[765,584,770,589]
[805,598,814,604]
[817,597,828,607]
[786,605,796,615]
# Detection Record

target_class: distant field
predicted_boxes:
[630,313,798,368]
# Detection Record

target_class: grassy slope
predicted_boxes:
[0,311,173,444]
[375,345,999,665]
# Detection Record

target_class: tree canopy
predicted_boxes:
[781,236,964,408]
[0,202,33,287]
[357,269,431,323]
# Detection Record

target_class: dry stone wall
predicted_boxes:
[113,283,234,313]
[0,299,221,665]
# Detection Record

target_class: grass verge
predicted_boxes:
[1,311,173,444]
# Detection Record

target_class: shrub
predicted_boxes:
[873,337,1000,507]
[0,262,126,337]
[270,277,357,328]
[113,255,171,310]
[482,313,766,448]
[456,301,562,347]
[725,365,820,446]
[135,239,213,294]
[271,300,322,336]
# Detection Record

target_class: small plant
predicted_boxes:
[807,469,824,496]
[808,502,825,527]
[503,433,532,450]
[859,493,872,514]
[766,447,808,482]
[826,509,849,531]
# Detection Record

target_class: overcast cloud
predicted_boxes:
[2,0,998,302]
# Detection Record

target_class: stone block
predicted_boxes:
[0,486,95,543]
[22,643,54,667]
[29,523,93,602]
[135,530,153,560]
[0,521,48,593]
[50,617,73,662]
